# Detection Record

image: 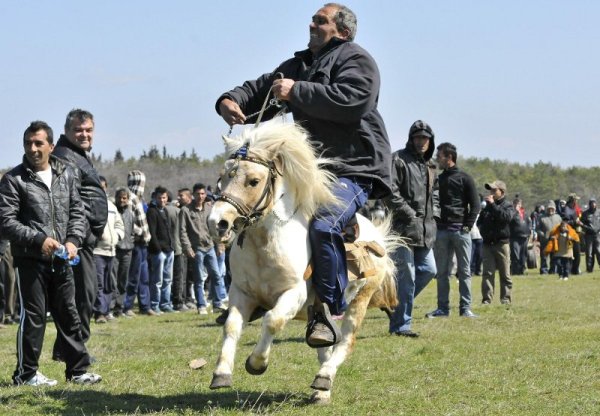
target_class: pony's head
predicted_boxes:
[208,120,337,240]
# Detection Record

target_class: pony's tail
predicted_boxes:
[370,214,407,310]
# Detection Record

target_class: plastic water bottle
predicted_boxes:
[54,245,80,266]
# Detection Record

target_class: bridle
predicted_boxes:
[216,143,281,244]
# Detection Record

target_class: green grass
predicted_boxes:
[1,273,599,415]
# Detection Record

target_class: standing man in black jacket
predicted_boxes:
[477,180,515,305]
[52,109,108,361]
[581,198,600,272]
[386,120,438,337]
[216,3,392,347]
[427,142,480,319]
[0,121,101,386]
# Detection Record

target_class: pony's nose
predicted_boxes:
[217,220,230,238]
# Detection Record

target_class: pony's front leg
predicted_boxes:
[245,285,307,375]
[210,288,257,389]
[310,285,376,398]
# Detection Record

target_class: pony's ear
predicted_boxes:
[274,154,284,176]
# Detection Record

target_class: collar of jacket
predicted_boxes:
[294,37,349,64]
[22,154,66,179]
[56,134,91,159]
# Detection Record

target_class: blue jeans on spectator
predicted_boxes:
[193,247,226,308]
[124,244,151,313]
[434,229,473,313]
[149,250,174,310]
[389,245,437,333]
[309,177,371,316]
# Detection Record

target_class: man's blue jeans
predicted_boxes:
[149,250,174,310]
[389,245,437,333]
[193,247,227,308]
[124,244,150,312]
[309,177,370,316]
[434,229,473,313]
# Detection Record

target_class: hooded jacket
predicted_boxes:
[53,135,108,239]
[93,199,125,257]
[386,121,437,248]
[216,38,392,199]
[0,155,85,260]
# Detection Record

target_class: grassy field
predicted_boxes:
[0,272,598,415]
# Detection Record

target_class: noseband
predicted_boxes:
[216,143,280,240]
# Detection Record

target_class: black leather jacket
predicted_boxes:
[0,155,86,260]
[53,135,108,239]
[386,132,437,248]
[477,196,515,244]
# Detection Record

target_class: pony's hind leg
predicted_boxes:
[210,288,257,389]
[245,286,307,375]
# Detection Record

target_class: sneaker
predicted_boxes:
[112,310,124,318]
[160,306,179,313]
[563,277,569,281]
[460,309,478,318]
[198,306,208,315]
[69,372,102,385]
[174,304,189,312]
[482,300,491,305]
[185,301,197,310]
[123,310,136,318]
[17,371,58,387]
[393,330,419,338]
[105,312,115,321]
[141,309,158,316]
[500,299,511,305]
[425,309,449,318]
[95,315,107,324]
[153,308,163,315]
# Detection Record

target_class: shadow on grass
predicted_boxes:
[24,389,311,414]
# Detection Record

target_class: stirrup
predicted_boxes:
[305,303,342,348]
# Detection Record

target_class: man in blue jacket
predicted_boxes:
[216,3,392,347]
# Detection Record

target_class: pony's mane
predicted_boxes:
[223,120,337,218]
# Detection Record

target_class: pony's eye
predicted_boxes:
[249,179,260,187]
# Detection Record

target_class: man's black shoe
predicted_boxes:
[394,330,419,338]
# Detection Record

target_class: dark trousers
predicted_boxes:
[584,234,600,272]
[171,254,184,308]
[181,255,195,304]
[572,241,581,274]
[510,237,528,275]
[124,244,150,312]
[53,243,96,360]
[557,257,572,278]
[13,258,90,384]
[470,238,483,275]
[308,177,370,315]
[112,248,132,313]
[93,255,115,317]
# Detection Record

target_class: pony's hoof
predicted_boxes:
[209,373,232,389]
[245,356,268,375]
[310,375,332,391]
[310,389,331,405]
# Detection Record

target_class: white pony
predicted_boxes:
[207,120,401,404]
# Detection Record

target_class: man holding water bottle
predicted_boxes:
[0,121,102,386]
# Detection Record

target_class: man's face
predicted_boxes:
[490,188,503,201]
[117,191,129,209]
[178,191,191,206]
[308,5,347,54]
[65,118,94,151]
[547,207,555,215]
[194,188,206,206]
[436,151,450,169]
[24,130,54,172]
[156,192,168,208]
[412,135,430,156]
[590,201,597,210]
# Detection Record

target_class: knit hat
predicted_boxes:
[546,200,556,210]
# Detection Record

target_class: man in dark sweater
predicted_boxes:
[427,142,480,318]
[477,180,515,305]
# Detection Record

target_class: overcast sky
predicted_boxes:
[1,0,598,170]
